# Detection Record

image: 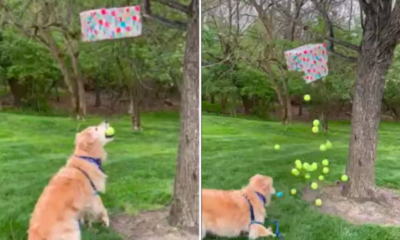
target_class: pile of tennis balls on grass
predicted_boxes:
[275,94,348,207]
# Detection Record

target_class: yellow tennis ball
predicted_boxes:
[320,144,327,151]
[312,126,319,133]
[296,164,302,170]
[323,167,329,174]
[341,175,349,182]
[105,127,115,136]
[311,182,318,190]
[291,189,297,195]
[318,175,324,181]
[304,94,311,101]
[312,162,318,170]
[313,120,320,126]
[303,162,310,169]
[326,140,332,149]
[274,144,280,150]
[295,159,302,166]
[315,199,322,206]
[322,159,329,166]
[305,173,311,179]
[292,168,300,176]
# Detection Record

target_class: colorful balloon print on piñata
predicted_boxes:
[284,43,328,83]
[80,6,142,42]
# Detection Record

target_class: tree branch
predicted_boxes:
[142,0,188,30]
[151,0,189,14]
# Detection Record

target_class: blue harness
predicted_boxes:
[243,192,283,239]
[73,156,103,195]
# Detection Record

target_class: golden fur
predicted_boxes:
[202,174,276,239]
[28,122,114,240]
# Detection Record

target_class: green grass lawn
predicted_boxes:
[0,112,180,240]
[202,114,400,240]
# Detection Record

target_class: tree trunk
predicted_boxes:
[341,2,400,201]
[94,78,101,107]
[241,95,253,115]
[66,39,86,120]
[128,85,141,131]
[298,101,303,116]
[168,0,199,232]
[8,78,27,106]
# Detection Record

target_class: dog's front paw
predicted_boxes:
[101,214,110,227]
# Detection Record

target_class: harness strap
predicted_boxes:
[76,155,104,173]
[73,166,99,195]
[243,192,284,239]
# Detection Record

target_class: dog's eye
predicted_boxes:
[95,128,98,131]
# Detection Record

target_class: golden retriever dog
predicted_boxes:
[202,174,276,239]
[28,122,114,240]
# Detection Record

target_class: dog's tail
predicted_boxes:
[249,224,275,239]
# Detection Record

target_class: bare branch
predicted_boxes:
[151,0,190,14]
[143,0,188,30]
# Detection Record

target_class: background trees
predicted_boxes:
[202,0,400,202]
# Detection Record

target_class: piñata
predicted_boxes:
[80,6,142,42]
[284,43,328,83]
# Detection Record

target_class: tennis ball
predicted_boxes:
[318,175,324,181]
[322,159,329,166]
[305,173,311,179]
[274,144,280,150]
[320,144,327,151]
[312,126,319,133]
[304,94,311,101]
[326,140,332,149]
[313,119,320,126]
[295,159,302,166]
[291,168,300,176]
[303,162,310,170]
[311,182,318,190]
[291,189,297,195]
[105,127,115,136]
[312,162,318,170]
[296,164,302,170]
[315,199,322,206]
[323,167,329,174]
[341,175,349,182]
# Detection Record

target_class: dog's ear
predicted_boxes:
[77,129,98,151]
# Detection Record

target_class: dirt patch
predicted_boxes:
[111,209,198,240]
[303,185,400,226]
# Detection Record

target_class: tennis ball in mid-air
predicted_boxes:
[305,173,311,179]
[320,144,327,151]
[315,199,322,206]
[274,144,280,150]
[312,126,319,133]
[291,189,297,195]
[322,159,329,166]
[341,175,349,182]
[303,162,310,169]
[323,167,329,174]
[325,140,332,149]
[312,162,318,170]
[304,94,311,101]
[311,182,318,190]
[295,159,302,166]
[105,127,115,136]
[291,168,300,176]
[313,119,320,126]
[318,175,324,181]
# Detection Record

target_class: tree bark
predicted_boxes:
[168,0,199,232]
[8,78,27,106]
[94,78,101,107]
[128,84,141,131]
[341,2,400,201]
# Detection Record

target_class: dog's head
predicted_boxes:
[75,122,114,155]
[249,174,276,206]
